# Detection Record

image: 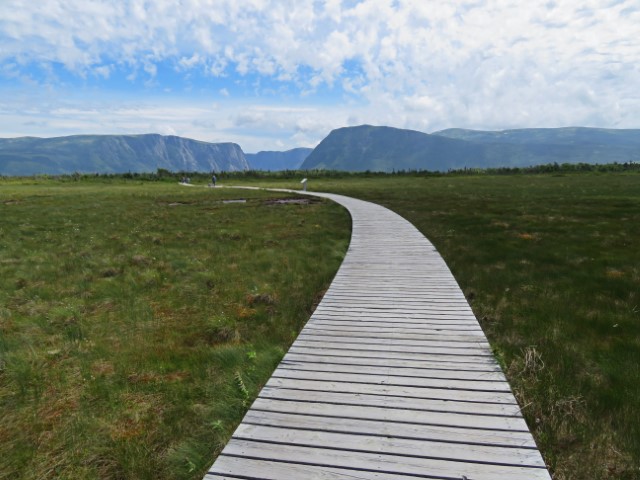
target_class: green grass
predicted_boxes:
[0,181,350,479]
[228,172,640,480]
[3,172,640,479]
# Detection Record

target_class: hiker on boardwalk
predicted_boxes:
[211,174,217,187]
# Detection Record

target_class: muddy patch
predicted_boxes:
[264,198,318,206]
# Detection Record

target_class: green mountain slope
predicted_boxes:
[0,134,249,176]
[301,125,490,172]
[301,125,640,172]
[433,127,640,146]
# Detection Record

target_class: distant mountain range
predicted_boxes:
[0,134,249,176]
[246,148,312,171]
[301,125,640,172]
[2,126,639,176]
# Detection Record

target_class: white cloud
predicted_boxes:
[0,0,639,148]
[178,53,201,70]
[94,65,111,79]
[0,88,347,151]
[143,62,157,78]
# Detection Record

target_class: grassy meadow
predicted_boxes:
[224,171,640,480]
[1,171,639,480]
[0,180,350,479]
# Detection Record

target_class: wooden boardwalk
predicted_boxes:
[205,192,551,480]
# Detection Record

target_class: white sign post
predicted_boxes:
[300,178,308,192]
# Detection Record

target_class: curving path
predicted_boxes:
[204,191,551,480]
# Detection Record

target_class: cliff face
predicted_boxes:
[141,135,249,172]
[0,134,249,176]
[301,125,640,172]
[301,125,486,172]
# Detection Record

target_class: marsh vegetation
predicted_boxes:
[0,181,350,479]
[2,170,639,479]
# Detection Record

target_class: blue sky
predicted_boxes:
[1,0,639,152]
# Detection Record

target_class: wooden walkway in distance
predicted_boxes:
[205,191,551,480]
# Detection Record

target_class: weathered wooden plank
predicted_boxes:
[216,440,551,480]
[308,316,483,327]
[308,316,482,327]
[311,309,481,320]
[308,318,485,331]
[329,277,443,283]
[250,396,530,431]
[301,326,488,340]
[231,423,545,467]
[323,294,471,302]
[325,286,465,293]
[310,313,479,323]
[289,344,496,360]
[272,367,511,392]
[322,290,468,296]
[242,409,537,448]
[315,304,474,312]
[289,343,496,367]
[296,332,492,348]
[316,306,475,315]
[274,364,506,384]
[322,294,466,300]
[281,353,504,374]
[287,345,499,366]
[262,377,518,405]
[295,331,491,346]
[206,455,424,480]
[291,339,493,357]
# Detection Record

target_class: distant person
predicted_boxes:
[211,174,217,187]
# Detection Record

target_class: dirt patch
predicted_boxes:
[264,197,318,206]
[160,201,194,206]
[246,293,276,306]
[517,232,539,240]
[605,269,625,279]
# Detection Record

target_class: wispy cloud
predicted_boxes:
[1,0,639,149]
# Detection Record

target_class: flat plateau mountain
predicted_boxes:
[0,134,248,176]
[246,148,312,171]
[301,125,640,172]
[3,126,639,176]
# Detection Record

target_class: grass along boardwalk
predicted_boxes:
[205,191,551,480]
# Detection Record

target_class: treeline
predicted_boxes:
[2,161,638,183]
[446,161,640,176]
[223,161,640,177]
